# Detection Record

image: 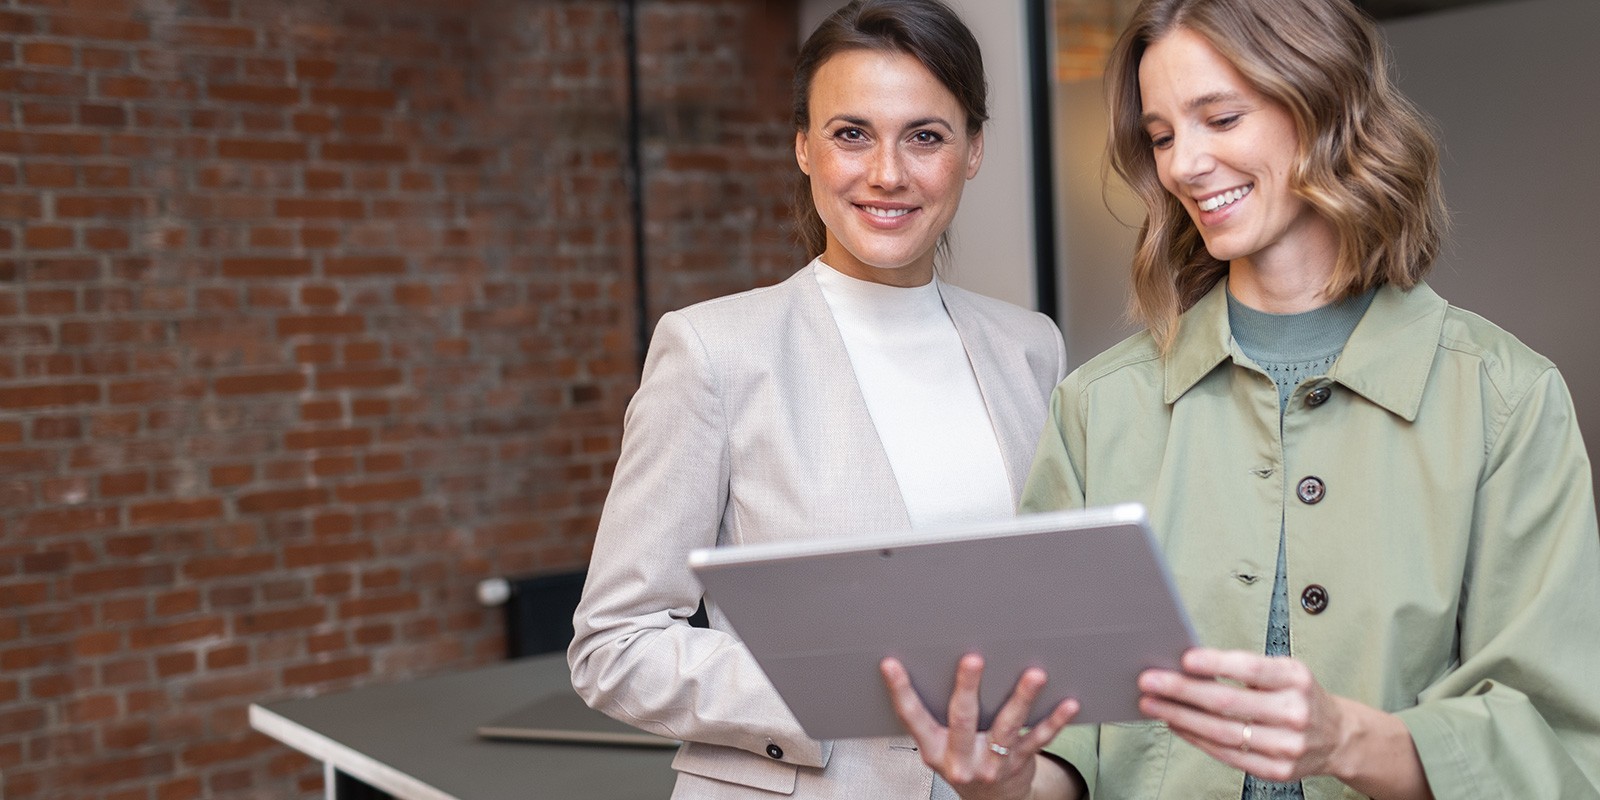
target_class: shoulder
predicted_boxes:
[1060,330,1163,396]
[655,267,816,355]
[1435,302,1558,410]
[939,281,1062,346]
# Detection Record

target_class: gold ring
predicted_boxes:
[1239,722,1253,753]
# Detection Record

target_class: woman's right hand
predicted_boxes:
[881,654,1083,800]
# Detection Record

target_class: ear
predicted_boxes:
[965,129,984,180]
[795,129,811,176]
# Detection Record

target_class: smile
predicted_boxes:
[859,205,913,219]
[1197,185,1252,212]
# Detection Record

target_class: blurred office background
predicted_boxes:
[0,0,1592,797]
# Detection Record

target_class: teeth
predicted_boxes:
[1198,185,1252,212]
[863,206,911,218]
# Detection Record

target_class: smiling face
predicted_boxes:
[795,48,983,287]
[1138,27,1338,290]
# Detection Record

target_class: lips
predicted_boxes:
[1197,184,1252,212]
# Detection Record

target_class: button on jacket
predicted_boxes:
[1024,280,1600,799]
[569,262,1067,799]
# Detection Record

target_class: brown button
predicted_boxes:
[1296,476,1326,504]
[766,743,784,760]
[1301,584,1329,614]
[1306,386,1332,407]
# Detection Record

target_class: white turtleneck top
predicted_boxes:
[813,260,1013,531]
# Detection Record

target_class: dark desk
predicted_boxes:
[249,654,678,799]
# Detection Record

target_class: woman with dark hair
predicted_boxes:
[884,0,1600,797]
[568,1,1067,797]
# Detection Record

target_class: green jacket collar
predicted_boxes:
[1164,279,1448,421]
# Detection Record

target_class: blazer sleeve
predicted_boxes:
[566,310,827,767]
[1396,367,1600,798]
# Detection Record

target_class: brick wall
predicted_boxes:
[0,0,801,797]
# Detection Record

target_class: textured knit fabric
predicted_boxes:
[1227,289,1374,800]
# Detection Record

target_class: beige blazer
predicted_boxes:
[569,262,1067,798]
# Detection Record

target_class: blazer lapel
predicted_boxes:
[939,284,1038,504]
[790,263,912,532]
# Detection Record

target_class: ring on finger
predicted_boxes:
[988,742,1010,757]
[1239,722,1253,753]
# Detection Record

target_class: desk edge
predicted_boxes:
[249,702,460,800]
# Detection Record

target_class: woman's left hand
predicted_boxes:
[1137,647,1350,784]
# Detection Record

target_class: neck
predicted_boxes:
[1226,222,1341,313]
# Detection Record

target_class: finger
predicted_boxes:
[1140,691,1296,763]
[1015,696,1080,754]
[944,653,986,758]
[1168,723,1296,783]
[985,666,1048,744]
[1138,668,1288,726]
[1181,648,1311,692]
[881,657,947,751]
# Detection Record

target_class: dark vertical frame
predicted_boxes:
[623,0,650,371]
[1024,0,1060,320]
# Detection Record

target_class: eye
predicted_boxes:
[1146,130,1173,150]
[830,127,868,144]
[1209,113,1242,130]
[909,130,946,146]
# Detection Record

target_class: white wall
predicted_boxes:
[800,0,1040,308]
[1383,0,1599,494]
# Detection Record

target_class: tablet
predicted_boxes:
[687,503,1197,740]
[476,688,680,748]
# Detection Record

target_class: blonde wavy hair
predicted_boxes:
[1105,0,1447,350]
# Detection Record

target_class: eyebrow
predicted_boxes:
[1140,90,1247,127]
[821,115,956,132]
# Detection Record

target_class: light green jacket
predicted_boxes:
[1026,280,1600,799]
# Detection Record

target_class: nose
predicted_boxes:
[1167,130,1216,184]
[867,142,906,189]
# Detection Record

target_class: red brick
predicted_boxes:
[0,383,99,409]
[325,256,405,276]
[128,618,225,649]
[234,605,325,634]
[48,15,149,41]
[214,371,306,395]
[171,22,256,48]
[22,42,74,67]
[182,553,274,579]
[129,498,224,525]
[208,83,299,105]
[277,314,364,336]
[217,139,308,160]
[220,257,312,278]
[0,11,35,34]
[86,227,130,248]
[283,541,375,568]
[55,195,148,217]
[276,198,363,219]
[282,655,370,686]
[321,142,408,162]
[335,478,421,504]
[236,487,328,513]
[313,367,400,390]
[23,226,74,249]
[310,87,395,108]
[284,427,371,450]
[79,103,126,127]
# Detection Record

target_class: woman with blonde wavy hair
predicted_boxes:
[881,0,1600,797]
